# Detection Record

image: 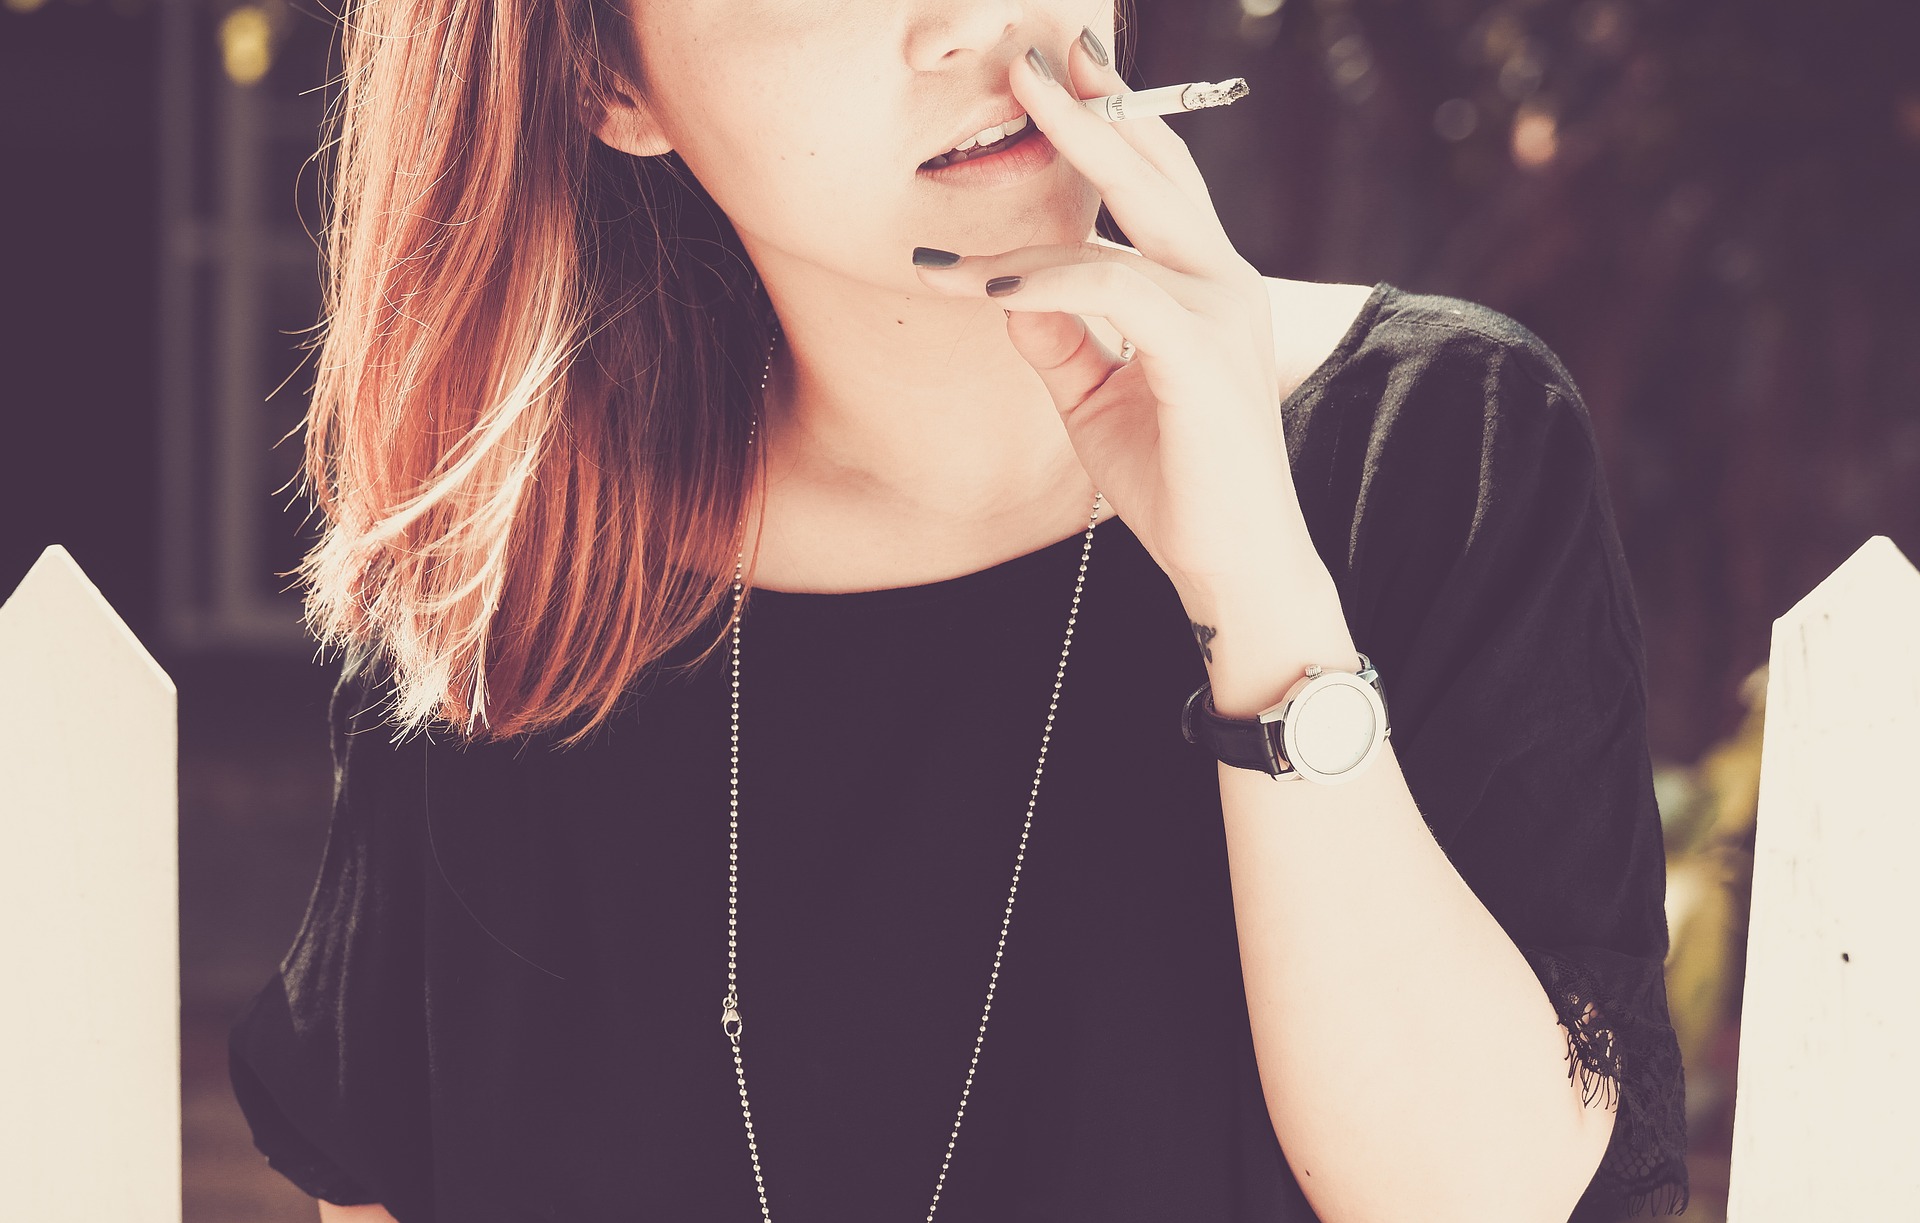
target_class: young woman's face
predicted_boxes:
[612,0,1114,293]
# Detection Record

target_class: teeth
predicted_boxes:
[950,114,1028,154]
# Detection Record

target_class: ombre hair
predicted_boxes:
[293,0,775,747]
[293,0,1136,749]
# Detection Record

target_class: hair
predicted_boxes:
[292,0,1135,750]
[292,0,773,748]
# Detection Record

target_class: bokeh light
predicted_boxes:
[219,4,273,87]
[1512,103,1559,168]
[1434,98,1480,141]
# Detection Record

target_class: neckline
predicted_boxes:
[746,510,1124,612]
[743,281,1396,612]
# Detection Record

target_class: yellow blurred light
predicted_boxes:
[1512,105,1559,168]
[220,5,274,87]
[5,0,51,13]
[1240,0,1285,17]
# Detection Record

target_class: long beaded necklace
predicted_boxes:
[721,319,1107,1220]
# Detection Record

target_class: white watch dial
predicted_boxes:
[1292,683,1380,775]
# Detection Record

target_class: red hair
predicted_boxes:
[293,0,1137,747]
[293,0,773,746]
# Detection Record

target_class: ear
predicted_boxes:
[592,78,674,157]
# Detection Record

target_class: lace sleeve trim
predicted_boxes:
[1522,946,1692,1217]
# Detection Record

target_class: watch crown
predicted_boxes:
[1304,663,1322,677]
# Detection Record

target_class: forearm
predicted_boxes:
[1180,560,1617,1223]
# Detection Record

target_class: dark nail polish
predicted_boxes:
[1024,47,1056,85]
[1077,27,1110,68]
[912,246,962,268]
[985,275,1025,298]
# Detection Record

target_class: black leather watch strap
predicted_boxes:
[1180,655,1389,779]
[1180,682,1294,776]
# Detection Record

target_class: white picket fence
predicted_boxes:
[0,545,180,1223]
[0,533,1915,1221]
[1727,534,1920,1218]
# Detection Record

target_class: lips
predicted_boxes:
[920,121,1039,170]
[922,102,1029,169]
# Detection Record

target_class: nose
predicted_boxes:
[903,0,1026,71]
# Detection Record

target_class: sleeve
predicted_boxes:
[226,642,435,1216]
[1343,313,1689,1220]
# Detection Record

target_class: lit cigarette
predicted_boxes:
[1079,78,1250,122]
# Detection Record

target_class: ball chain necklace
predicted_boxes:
[721,318,1110,1221]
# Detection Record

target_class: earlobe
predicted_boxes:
[587,78,679,157]
[592,88,674,157]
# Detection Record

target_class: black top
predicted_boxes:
[228,283,1689,1222]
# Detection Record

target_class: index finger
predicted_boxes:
[1067,27,1225,228]
[1015,46,1238,280]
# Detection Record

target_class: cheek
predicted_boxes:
[677,79,901,239]
[687,127,872,231]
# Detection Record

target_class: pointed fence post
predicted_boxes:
[0,545,181,1223]
[1730,535,1920,1220]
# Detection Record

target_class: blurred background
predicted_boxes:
[2,0,1915,1218]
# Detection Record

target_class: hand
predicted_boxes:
[913,34,1313,605]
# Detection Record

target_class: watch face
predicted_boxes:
[1289,681,1381,778]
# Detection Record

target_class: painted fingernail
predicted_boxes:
[985,275,1025,298]
[912,246,962,268]
[1024,47,1057,86]
[1077,27,1110,68]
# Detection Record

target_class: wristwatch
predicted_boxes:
[1180,653,1391,784]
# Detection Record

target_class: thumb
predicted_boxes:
[1004,309,1128,418]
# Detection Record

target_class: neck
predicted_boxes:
[745,239,1112,534]
[764,304,1079,524]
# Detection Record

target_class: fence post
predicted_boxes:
[0,545,180,1223]
[1729,534,1920,1220]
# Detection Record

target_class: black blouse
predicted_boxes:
[228,283,1689,1222]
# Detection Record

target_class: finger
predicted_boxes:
[913,240,1209,311]
[964,258,1208,390]
[1068,26,1223,227]
[1002,310,1131,420]
[1015,46,1238,280]
[913,243,1144,408]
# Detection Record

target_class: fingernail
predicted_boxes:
[985,275,1024,298]
[912,246,962,268]
[1024,47,1056,85]
[1077,27,1110,68]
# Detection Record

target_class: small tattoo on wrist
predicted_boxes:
[1190,621,1216,663]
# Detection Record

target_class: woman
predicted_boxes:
[227,3,1690,1221]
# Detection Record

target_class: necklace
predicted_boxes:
[722,319,1105,1221]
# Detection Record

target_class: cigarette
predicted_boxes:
[1079,78,1250,122]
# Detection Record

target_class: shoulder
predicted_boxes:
[1359,284,1579,398]
[1263,278,1596,467]
[1260,276,1379,400]
[1270,278,1582,413]
[1264,281,1621,594]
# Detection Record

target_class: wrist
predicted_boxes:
[1183,576,1361,719]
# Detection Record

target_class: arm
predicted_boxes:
[226,647,435,1223]
[1183,568,1618,1223]
[319,1202,400,1223]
